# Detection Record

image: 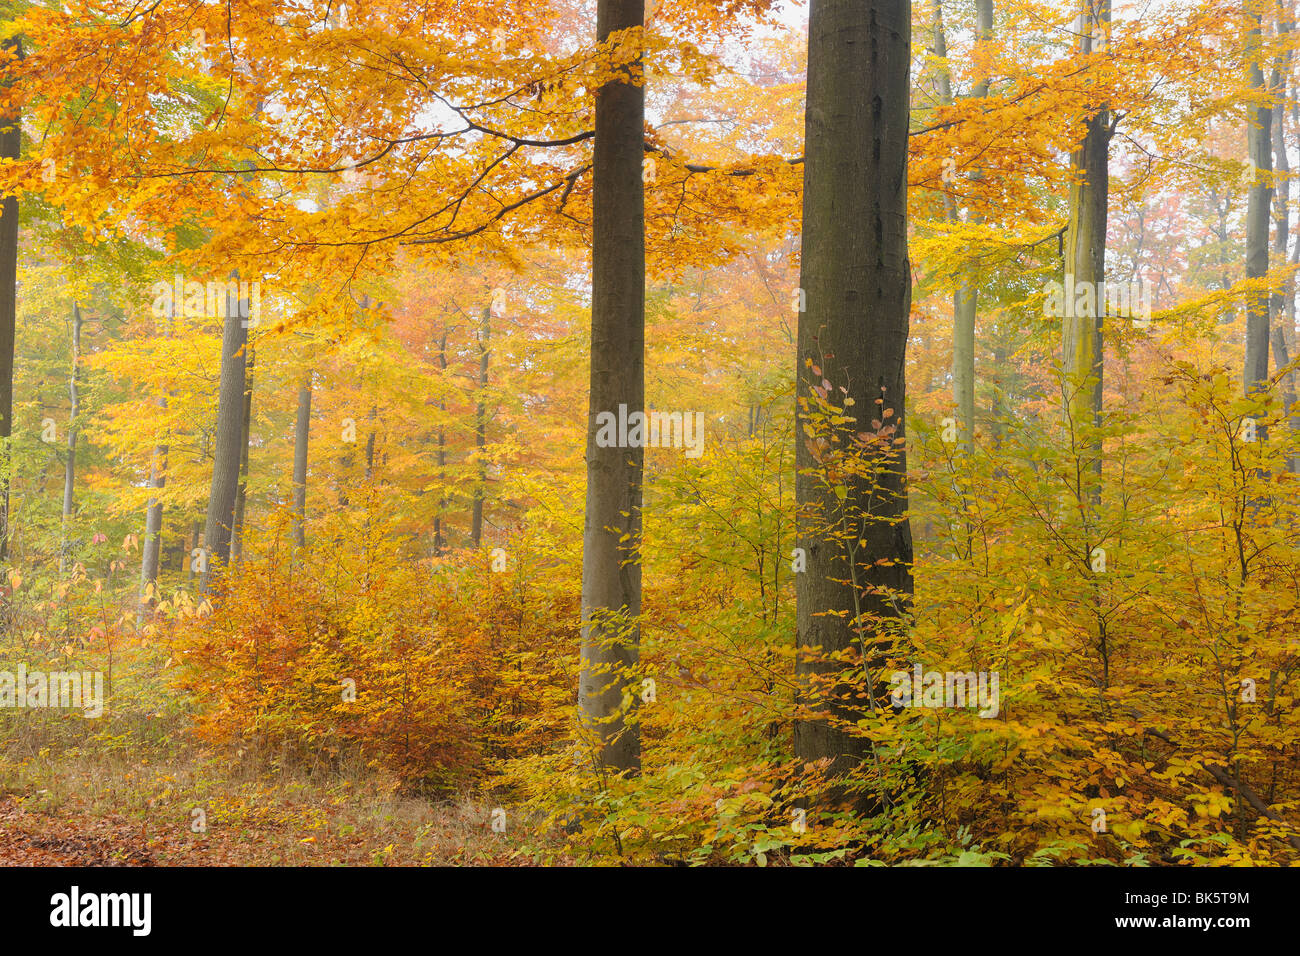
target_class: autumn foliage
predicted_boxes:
[1,0,1300,870]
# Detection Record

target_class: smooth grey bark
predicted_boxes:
[952,249,978,449]
[933,0,965,434]
[139,427,167,600]
[433,331,448,555]
[1063,0,1111,494]
[579,0,645,776]
[1271,20,1298,471]
[1063,0,1114,692]
[951,0,993,449]
[1245,3,1273,411]
[199,281,248,594]
[291,372,311,549]
[336,296,369,509]
[931,0,952,106]
[794,0,914,773]
[59,303,82,575]
[187,517,201,581]
[338,426,353,508]
[140,305,173,604]
[1210,188,1233,318]
[230,343,254,562]
[991,342,1008,446]
[470,305,490,547]
[364,405,377,480]
[0,36,19,563]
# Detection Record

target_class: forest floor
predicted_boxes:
[0,751,545,866]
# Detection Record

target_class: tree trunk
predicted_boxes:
[470,305,490,547]
[433,331,448,554]
[200,279,248,593]
[931,0,952,106]
[579,0,645,776]
[1215,190,1232,316]
[139,431,167,602]
[1271,15,1297,471]
[951,0,993,449]
[291,372,311,548]
[364,404,377,480]
[1063,0,1111,494]
[187,517,201,581]
[231,343,254,562]
[793,0,914,776]
[59,303,82,575]
[1245,1,1272,411]
[0,36,20,564]
[140,305,173,605]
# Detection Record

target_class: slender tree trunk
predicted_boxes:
[187,518,201,581]
[433,331,448,554]
[931,0,952,106]
[470,305,490,547]
[339,427,353,508]
[59,303,82,575]
[794,0,913,775]
[1063,0,1111,495]
[200,280,248,593]
[364,405,377,480]
[1215,191,1233,317]
[0,36,20,564]
[140,304,173,606]
[991,342,1008,447]
[1271,15,1297,470]
[579,0,645,775]
[933,1,967,442]
[231,343,254,562]
[291,372,311,549]
[951,0,993,449]
[1245,1,1273,412]
[139,431,167,601]
[952,292,977,451]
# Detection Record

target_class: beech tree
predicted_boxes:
[1062,0,1112,483]
[58,302,80,575]
[230,344,255,562]
[950,0,994,450]
[0,30,18,563]
[291,371,311,549]
[794,0,914,773]
[470,304,491,547]
[579,0,646,775]
[1245,0,1273,410]
[1270,9,1298,470]
[139,304,171,604]
[200,282,249,594]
